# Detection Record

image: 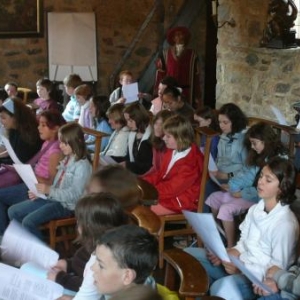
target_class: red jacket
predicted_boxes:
[143,144,203,213]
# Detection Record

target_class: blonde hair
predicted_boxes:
[163,115,194,151]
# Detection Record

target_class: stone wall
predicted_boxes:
[0,0,206,97]
[216,0,300,124]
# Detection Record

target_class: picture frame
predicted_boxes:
[0,0,43,38]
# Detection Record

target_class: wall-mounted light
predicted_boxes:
[211,0,236,29]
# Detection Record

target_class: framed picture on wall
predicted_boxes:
[0,0,43,38]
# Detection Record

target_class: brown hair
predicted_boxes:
[163,114,194,151]
[36,78,53,93]
[63,74,82,88]
[123,103,150,133]
[59,122,89,161]
[106,103,126,127]
[74,84,93,100]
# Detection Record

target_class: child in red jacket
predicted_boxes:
[143,115,203,215]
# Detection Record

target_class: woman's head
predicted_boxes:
[162,86,183,111]
[257,157,296,205]
[123,103,150,133]
[218,103,247,135]
[38,110,66,141]
[89,95,110,121]
[88,165,141,209]
[163,114,194,151]
[194,106,219,131]
[59,122,88,160]
[106,103,126,130]
[75,192,129,251]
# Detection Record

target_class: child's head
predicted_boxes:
[91,224,158,295]
[36,78,53,100]
[194,106,219,131]
[74,84,93,105]
[38,110,66,141]
[119,70,133,86]
[75,192,129,252]
[158,76,178,99]
[152,110,175,151]
[88,165,141,209]
[163,114,194,151]
[123,103,150,133]
[63,74,82,96]
[58,122,88,160]
[162,86,183,111]
[89,95,110,121]
[245,122,287,166]
[106,103,126,130]
[4,82,18,97]
[257,157,296,205]
[218,103,247,135]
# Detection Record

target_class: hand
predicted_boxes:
[53,259,67,272]
[222,260,240,274]
[47,268,59,281]
[117,97,126,104]
[220,184,229,191]
[227,248,240,257]
[119,161,126,168]
[253,278,279,296]
[231,191,242,198]
[28,190,38,200]
[206,251,222,266]
[35,183,50,195]
[266,265,282,278]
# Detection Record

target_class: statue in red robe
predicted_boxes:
[154,26,201,109]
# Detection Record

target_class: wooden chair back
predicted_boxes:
[17,87,32,104]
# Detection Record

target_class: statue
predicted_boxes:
[154,26,201,109]
[261,0,298,48]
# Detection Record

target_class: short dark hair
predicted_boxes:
[123,103,150,133]
[263,156,296,205]
[160,76,178,87]
[96,224,158,284]
[162,86,181,101]
[63,74,82,88]
[36,78,53,92]
[75,192,129,252]
[218,103,247,134]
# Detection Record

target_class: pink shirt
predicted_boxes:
[34,140,61,179]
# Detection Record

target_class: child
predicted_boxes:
[87,95,112,152]
[4,82,18,97]
[33,78,59,114]
[206,122,288,247]
[7,122,93,240]
[143,114,204,215]
[194,105,220,159]
[62,74,82,122]
[185,157,299,300]
[162,85,194,123]
[47,192,129,292]
[100,103,129,161]
[0,97,42,165]
[123,103,153,175]
[109,70,134,105]
[0,110,65,233]
[91,225,158,297]
[146,110,175,175]
[150,76,178,115]
[74,84,93,128]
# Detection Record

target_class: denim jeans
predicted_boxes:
[184,247,256,300]
[0,183,29,234]
[258,294,288,300]
[8,198,73,240]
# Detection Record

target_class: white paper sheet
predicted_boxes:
[1,220,59,270]
[200,147,218,172]
[0,263,63,300]
[100,155,117,166]
[229,255,274,294]
[1,135,21,164]
[270,105,288,125]
[183,211,230,261]
[122,82,139,103]
[13,164,46,199]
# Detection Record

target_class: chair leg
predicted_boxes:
[49,223,57,249]
[158,221,165,269]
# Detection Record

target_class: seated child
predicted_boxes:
[4,82,18,98]
[33,78,59,114]
[62,74,82,122]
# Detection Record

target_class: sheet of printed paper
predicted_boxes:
[229,255,274,294]
[183,210,230,261]
[122,82,139,103]
[1,135,21,164]
[13,164,46,199]
[0,263,63,300]
[1,220,58,270]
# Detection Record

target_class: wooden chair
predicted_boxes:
[158,127,219,268]
[17,87,32,104]
[41,127,109,254]
[163,248,225,300]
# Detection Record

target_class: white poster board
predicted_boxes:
[48,12,98,82]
